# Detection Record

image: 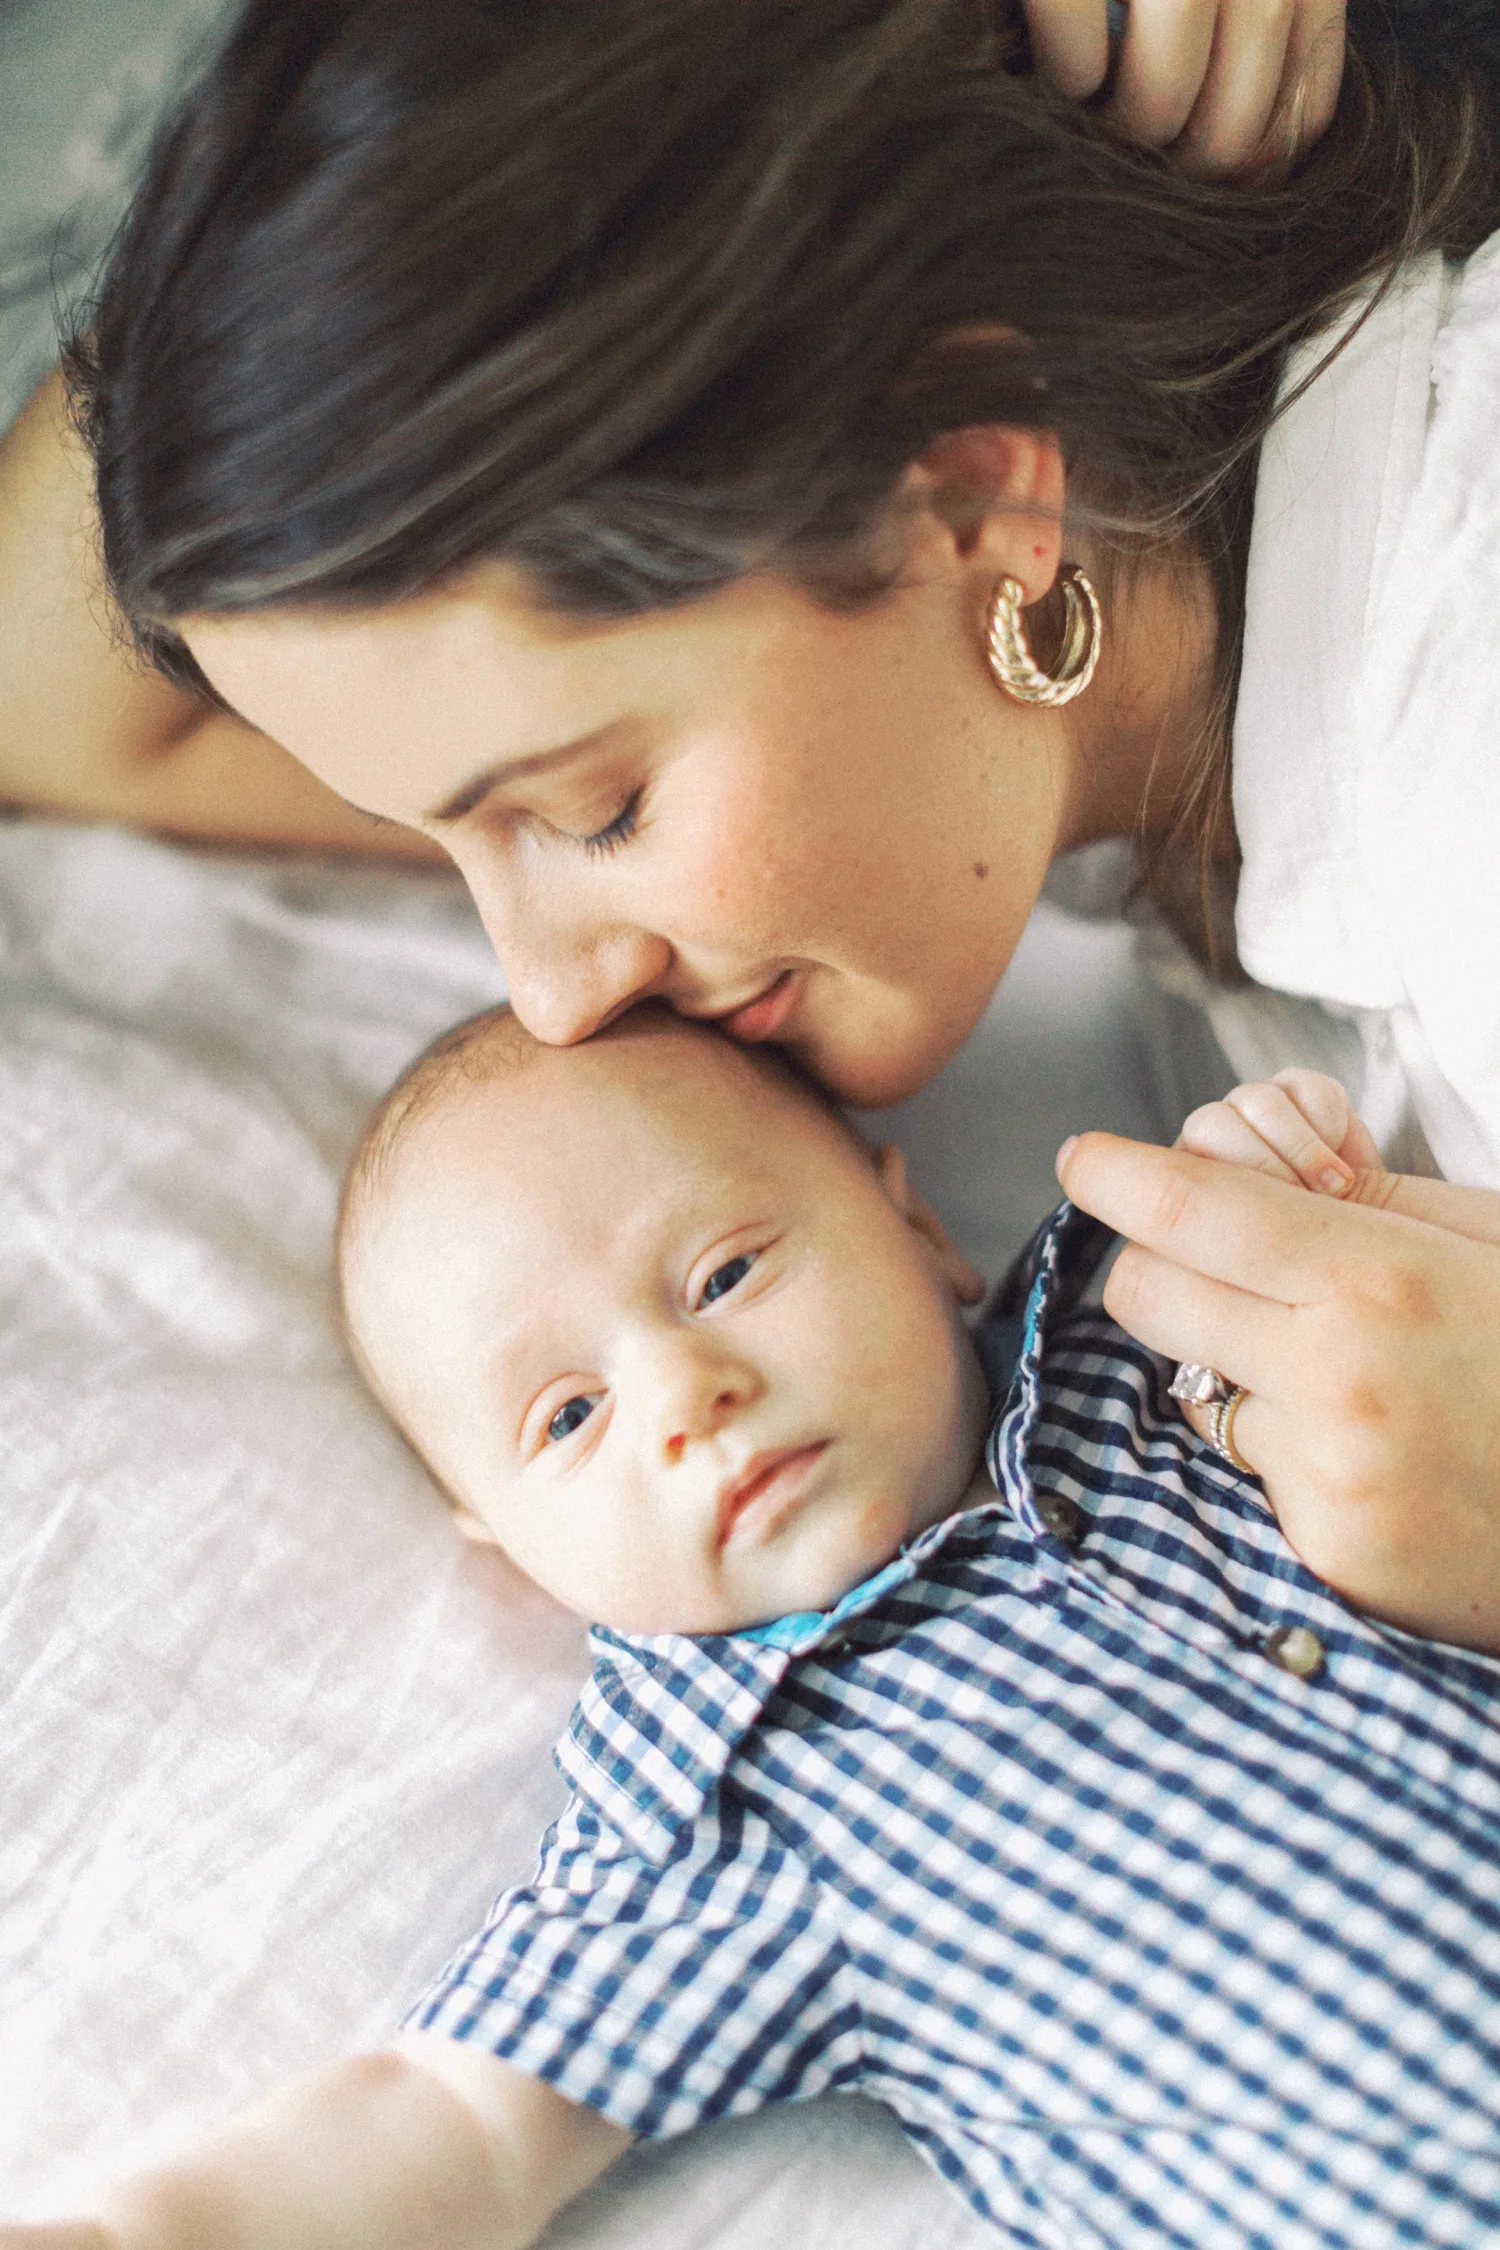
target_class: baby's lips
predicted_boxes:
[715,1441,829,1546]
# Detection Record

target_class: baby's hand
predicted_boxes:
[1175,1068,1384,1198]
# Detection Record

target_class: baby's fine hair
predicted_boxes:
[337,1003,541,1284]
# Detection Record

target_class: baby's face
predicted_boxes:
[347,1022,988,1634]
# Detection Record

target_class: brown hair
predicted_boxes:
[68,0,1498,964]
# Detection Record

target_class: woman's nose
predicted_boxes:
[463,864,672,1046]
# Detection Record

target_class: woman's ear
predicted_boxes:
[873,1144,987,1306]
[902,423,1066,605]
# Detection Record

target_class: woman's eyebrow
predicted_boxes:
[427,723,629,825]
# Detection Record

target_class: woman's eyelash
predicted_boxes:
[579,789,643,858]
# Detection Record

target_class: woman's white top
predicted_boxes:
[1144,227,1500,1186]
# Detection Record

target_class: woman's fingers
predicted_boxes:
[1021,0,1113,99]
[1043,0,1349,177]
[1102,1237,1283,1390]
[1106,0,1220,146]
[1058,1132,1378,1301]
[1167,0,1298,175]
[1023,0,1344,175]
[1255,0,1347,169]
[1373,1172,1500,1252]
[1066,1124,1500,1652]
[1170,0,1345,178]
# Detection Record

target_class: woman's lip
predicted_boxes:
[717,1442,830,1547]
[716,970,801,1044]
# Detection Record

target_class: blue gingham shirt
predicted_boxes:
[410,1206,1500,2247]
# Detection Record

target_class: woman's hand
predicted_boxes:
[1022,0,1347,177]
[1057,1072,1500,1655]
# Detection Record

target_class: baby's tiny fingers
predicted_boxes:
[1267,1066,1353,1149]
[1269,1067,1384,1175]
[1224,1079,1353,1196]
[1177,1099,1301,1184]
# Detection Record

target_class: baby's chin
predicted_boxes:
[597,1485,967,1640]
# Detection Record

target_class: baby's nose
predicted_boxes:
[655,1344,763,1460]
[664,1384,748,1464]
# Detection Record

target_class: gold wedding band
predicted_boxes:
[1206,1387,1252,1474]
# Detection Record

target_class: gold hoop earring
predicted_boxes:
[985,566,1101,708]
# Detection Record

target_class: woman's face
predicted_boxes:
[184,543,1084,1105]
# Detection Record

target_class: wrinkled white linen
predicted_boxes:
[0,819,1192,2239]
[1228,230,1500,1185]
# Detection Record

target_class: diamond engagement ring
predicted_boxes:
[1169,1362,1233,1407]
[1206,1387,1253,1474]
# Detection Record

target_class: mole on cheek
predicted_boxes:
[973,861,989,880]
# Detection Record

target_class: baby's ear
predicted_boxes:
[873,1145,986,1306]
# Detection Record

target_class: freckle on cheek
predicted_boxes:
[973,862,989,880]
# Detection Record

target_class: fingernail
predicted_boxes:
[1316,1165,1352,1196]
[1056,1135,1078,1177]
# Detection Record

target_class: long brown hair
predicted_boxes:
[68,0,1498,964]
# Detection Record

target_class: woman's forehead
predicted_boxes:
[181,569,800,747]
[181,576,606,785]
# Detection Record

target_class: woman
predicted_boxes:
[6,0,1500,1644]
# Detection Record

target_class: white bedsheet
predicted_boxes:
[0,819,1209,2241]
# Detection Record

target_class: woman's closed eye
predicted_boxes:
[578,787,643,859]
[547,1392,602,1443]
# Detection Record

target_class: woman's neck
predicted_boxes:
[1061,547,1224,857]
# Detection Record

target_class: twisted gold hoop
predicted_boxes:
[985,566,1101,708]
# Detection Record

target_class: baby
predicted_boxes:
[12,1007,1500,2250]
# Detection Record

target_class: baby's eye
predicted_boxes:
[546,1394,600,1444]
[700,1253,756,1306]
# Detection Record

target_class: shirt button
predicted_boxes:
[1263,1624,1326,1679]
[1036,1494,1083,1547]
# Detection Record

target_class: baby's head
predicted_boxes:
[340,1006,988,1636]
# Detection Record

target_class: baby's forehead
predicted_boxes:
[341,1012,864,1416]
[394,1020,808,1210]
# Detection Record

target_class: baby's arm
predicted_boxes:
[1,2033,629,2250]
